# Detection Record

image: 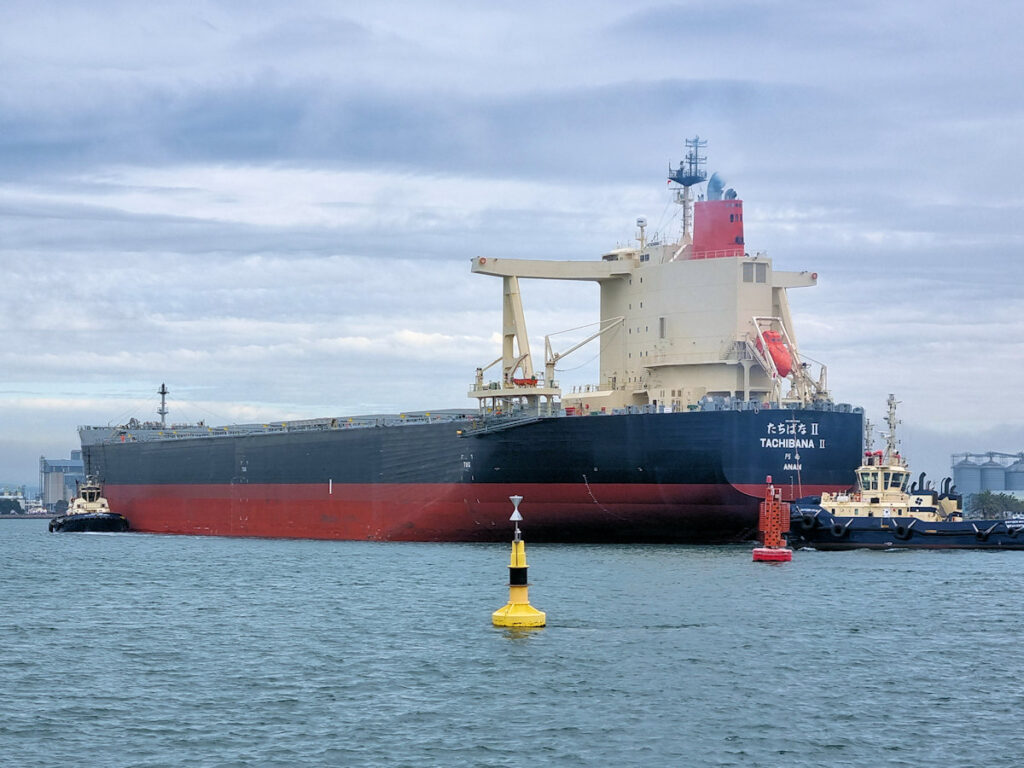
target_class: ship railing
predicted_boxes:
[96,412,479,443]
[690,248,744,260]
[696,395,860,414]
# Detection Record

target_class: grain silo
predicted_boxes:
[981,457,1007,491]
[1006,458,1024,491]
[953,457,982,497]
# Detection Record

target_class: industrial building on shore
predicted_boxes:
[952,452,1024,499]
[39,451,84,511]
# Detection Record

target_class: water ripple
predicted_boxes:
[3,522,1024,766]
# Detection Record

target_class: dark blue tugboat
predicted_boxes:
[49,477,129,533]
[788,395,1024,551]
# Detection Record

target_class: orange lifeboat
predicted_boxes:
[756,330,792,377]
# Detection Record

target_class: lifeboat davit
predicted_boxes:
[756,330,792,377]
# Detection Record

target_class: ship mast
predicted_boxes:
[157,383,169,428]
[668,136,708,242]
[882,393,901,462]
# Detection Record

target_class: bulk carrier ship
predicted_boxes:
[80,139,864,542]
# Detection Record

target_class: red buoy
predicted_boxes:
[752,547,792,562]
[753,478,792,562]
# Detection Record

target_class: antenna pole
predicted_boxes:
[884,393,901,460]
[157,383,169,428]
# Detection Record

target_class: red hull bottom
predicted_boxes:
[105,482,840,543]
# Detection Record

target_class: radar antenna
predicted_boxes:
[668,136,708,240]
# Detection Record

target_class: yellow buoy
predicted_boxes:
[492,495,546,628]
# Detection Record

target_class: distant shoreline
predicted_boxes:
[1,515,55,521]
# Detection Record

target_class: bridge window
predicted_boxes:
[858,471,879,491]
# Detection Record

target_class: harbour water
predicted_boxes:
[3,518,1023,767]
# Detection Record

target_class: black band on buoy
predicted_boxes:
[509,566,528,586]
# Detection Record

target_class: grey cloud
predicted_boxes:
[2,0,1024,485]
[235,14,377,54]
[610,1,912,53]
[0,76,799,182]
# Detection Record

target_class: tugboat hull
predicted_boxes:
[789,507,1024,550]
[48,513,129,533]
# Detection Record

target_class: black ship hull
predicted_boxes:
[82,407,863,542]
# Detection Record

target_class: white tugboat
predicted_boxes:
[49,477,129,533]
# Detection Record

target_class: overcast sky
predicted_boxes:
[2,0,1023,486]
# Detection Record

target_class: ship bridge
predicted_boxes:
[470,247,822,417]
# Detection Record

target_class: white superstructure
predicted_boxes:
[470,139,829,416]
